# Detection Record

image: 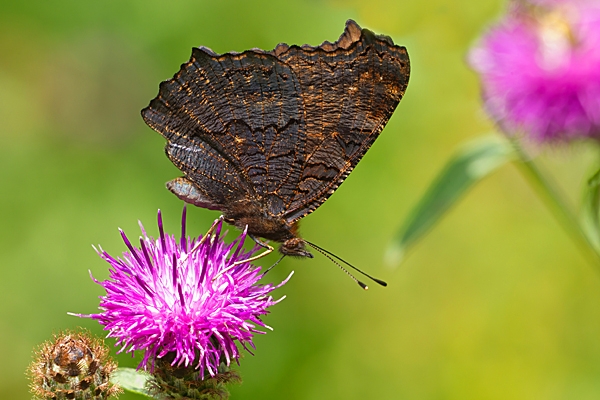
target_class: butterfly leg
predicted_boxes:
[231,234,274,266]
[178,215,224,265]
[212,234,275,281]
[261,254,286,277]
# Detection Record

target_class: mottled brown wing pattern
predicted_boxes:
[142,48,308,217]
[273,20,410,223]
[142,19,410,257]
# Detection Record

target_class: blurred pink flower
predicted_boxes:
[469,0,600,142]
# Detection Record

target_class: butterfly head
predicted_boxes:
[280,237,313,258]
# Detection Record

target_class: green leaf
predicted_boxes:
[111,367,154,398]
[580,167,600,253]
[385,135,515,267]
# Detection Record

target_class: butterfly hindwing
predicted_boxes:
[142,48,308,216]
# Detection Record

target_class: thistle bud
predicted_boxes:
[29,330,121,400]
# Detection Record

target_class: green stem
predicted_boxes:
[510,138,600,271]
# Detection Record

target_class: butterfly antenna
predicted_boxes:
[307,243,368,290]
[305,241,387,289]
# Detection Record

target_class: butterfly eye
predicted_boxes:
[280,238,313,258]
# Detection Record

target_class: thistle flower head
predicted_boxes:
[469,0,600,142]
[79,208,291,379]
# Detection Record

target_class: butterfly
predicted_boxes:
[142,19,410,261]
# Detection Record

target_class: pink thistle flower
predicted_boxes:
[469,0,600,142]
[78,208,292,379]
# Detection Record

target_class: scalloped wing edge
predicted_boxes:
[191,20,400,60]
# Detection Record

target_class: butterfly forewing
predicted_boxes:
[275,24,409,223]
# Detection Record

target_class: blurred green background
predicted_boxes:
[3,0,600,399]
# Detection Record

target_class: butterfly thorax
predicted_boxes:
[223,205,312,258]
[166,176,312,257]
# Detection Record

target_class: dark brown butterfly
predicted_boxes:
[142,19,410,261]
